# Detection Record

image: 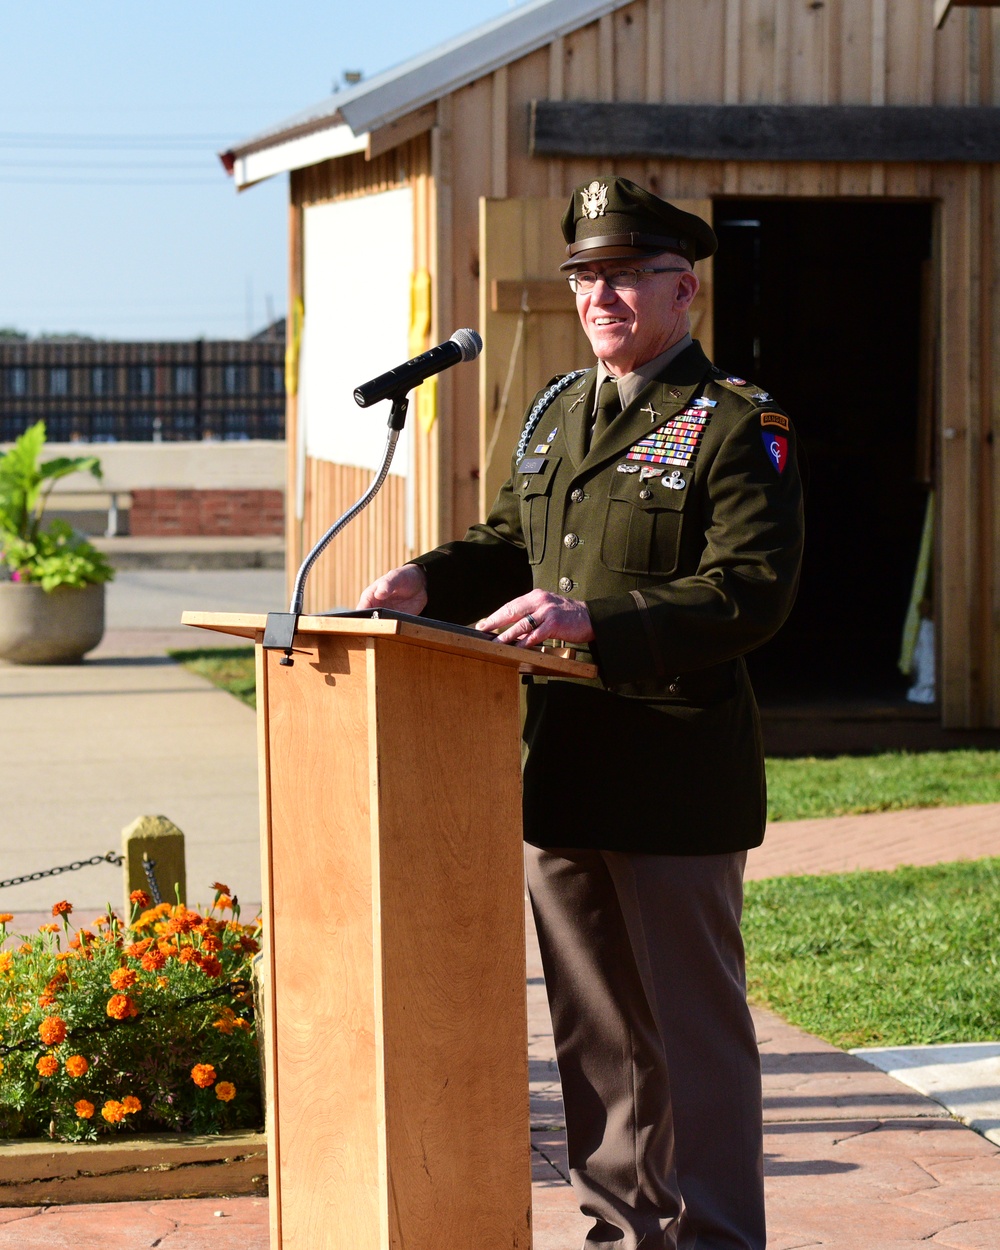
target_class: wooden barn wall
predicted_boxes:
[287,136,434,612]
[284,0,1000,721]
[429,0,1000,725]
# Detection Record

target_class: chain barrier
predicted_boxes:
[141,856,163,906]
[0,851,124,892]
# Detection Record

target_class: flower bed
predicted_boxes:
[0,885,263,1141]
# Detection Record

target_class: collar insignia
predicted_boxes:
[581,181,609,219]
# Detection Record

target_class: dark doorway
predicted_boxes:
[713,198,934,704]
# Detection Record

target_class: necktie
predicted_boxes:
[589,377,622,449]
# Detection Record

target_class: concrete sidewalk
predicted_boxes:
[1,625,999,1246]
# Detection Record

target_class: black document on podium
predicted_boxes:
[325,609,499,643]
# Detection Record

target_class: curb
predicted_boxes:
[0,1130,267,1205]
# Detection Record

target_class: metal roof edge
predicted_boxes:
[226,0,632,164]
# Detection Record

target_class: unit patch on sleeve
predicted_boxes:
[760,412,789,431]
[761,432,788,474]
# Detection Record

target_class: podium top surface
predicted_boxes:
[181,610,598,680]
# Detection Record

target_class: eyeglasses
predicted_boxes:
[566,266,687,293]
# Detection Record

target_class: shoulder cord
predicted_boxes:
[514,370,589,464]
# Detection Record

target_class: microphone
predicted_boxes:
[353,328,482,408]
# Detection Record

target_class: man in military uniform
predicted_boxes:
[358,177,804,1250]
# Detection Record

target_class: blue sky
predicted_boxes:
[0,1,527,341]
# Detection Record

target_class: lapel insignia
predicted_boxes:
[640,403,660,423]
[581,180,609,219]
[661,470,687,490]
[567,394,587,414]
[668,388,683,399]
[751,391,771,403]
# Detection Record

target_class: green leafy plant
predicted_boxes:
[0,887,262,1140]
[0,421,114,591]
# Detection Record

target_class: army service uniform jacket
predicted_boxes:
[412,341,804,856]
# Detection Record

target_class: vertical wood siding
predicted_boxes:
[285,1,1000,723]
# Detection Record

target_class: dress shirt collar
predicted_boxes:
[593,333,694,414]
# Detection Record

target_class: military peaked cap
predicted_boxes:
[560,176,718,270]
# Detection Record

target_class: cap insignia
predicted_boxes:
[581,181,608,220]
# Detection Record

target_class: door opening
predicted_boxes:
[713,198,935,704]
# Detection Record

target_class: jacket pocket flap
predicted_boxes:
[517,457,561,499]
[608,470,690,512]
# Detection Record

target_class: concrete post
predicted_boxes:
[121,815,186,917]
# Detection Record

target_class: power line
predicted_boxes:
[0,176,222,186]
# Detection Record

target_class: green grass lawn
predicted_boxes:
[743,859,1000,1048]
[169,646,257,709]
[766,750,1000,821]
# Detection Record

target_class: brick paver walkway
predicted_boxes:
[746,802,1000,880]
[3,628,999,1250]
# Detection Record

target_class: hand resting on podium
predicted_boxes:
[357,562,429,616]
[357,566,595,651]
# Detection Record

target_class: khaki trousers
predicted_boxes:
[525,845,764,1250]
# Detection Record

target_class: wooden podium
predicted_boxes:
[182,610,595,1250]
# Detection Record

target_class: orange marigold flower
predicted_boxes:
[47,971,68,990]
[102,1099,126,1124]
[109,967,137,990]
[238,936,260,955]
[18,943,32,955]
[125,939,152,959]
[52,901,73,917]
[157,938,179,957]
[129,890,151,908]
[75,1099,95,1119]
[39,1016,67,1045]
[65,1054,89,1078]
[141,949,166,972]
[211,881,231,895]
[191,1063,216,1088]
[156,975,168,988]
[106,994,137,1021]
[201,934,222,953]
[0,913,13,924]
[215,1081,236,1102]
[36,1055,59,1077]
[121,1095,141,1115]
[216,895,234,911]
[0,952,13,974]
[178,947,198,964]
[37,993,56,1008]
[39,922,59,934]
[198,956,223,979]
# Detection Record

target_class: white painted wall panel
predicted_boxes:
[301,189,413,476]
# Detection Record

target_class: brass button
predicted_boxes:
[570,489,585,503]
[639,489,652,500]
[559,576,574,593]
[563,533,580,549]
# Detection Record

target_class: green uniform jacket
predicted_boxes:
[412,341,804,855]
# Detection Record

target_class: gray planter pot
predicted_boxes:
[0,581,105,664]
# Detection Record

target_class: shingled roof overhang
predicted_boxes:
[221,0,635,189]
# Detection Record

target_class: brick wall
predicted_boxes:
[130,489,284,537]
